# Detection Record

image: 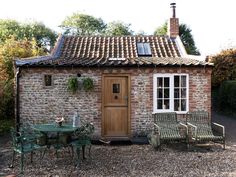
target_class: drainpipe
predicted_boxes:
[15,67,21,132]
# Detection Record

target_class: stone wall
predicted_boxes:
[18,66,212,138]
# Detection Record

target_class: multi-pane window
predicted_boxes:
[137,43,152,56]
[174,75,187,111]
[153,74,189,113]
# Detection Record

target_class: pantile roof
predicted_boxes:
[16,35,213,67]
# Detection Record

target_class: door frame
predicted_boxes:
[101,74,131,138]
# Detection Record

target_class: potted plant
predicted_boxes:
[68,77,78,93]
[82,77,94,92]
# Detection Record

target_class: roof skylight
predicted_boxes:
[137,43,152,56]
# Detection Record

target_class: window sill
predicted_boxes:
[152,111,188,114]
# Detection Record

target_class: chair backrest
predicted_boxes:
[74,122,95,139]
[10,128,27,149]
[153,112,177,124]
[11,128,20,147]
[187,111,210,125]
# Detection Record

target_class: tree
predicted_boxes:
[209,48,236,87]
[0,37,45,119]
[0,20,21,43]
[105,21,133,36]
[21,22,57,49]
[0,19,57,50]
[61,13,106,35]
[154,22,200,55]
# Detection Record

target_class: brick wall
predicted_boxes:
[18,66,212,138]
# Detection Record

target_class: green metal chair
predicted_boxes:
[10,128,46,174]
[70,122,95,165]
[20,122,47,145]
[149,112,188,150]
[187,111,225,149]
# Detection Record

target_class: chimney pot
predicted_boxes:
[170,3,176,18]
[168,2,179,38]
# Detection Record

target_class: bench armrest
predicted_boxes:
[187,122,197,140]
[179,122,188,136]
[153,123,160,135]
[212,122,225,137]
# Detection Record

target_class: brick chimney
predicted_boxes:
[168,3,179,38]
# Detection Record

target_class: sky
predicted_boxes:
[0,0,236,57]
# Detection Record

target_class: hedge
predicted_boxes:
[218,80,236,115]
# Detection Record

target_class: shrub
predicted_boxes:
[0,119,14,135]
[210,48,236,87]
[218,81,236,116]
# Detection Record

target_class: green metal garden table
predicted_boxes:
[32,123,78,155]
[33,124,78,133]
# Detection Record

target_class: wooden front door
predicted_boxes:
[102,75,130,138]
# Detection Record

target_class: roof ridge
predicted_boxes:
[62,35,169,38]
[51,34,65,58]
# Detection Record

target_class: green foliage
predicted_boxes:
[0,37,45,79]
[218,81,236,116]
[154,21,168,35]
[61,13,106,35]
[67,77,78,93]
[20,21,57,49]
[154,22,200,55]
[0,20,21,43]
[0,119,14,135]
[179,24,200,55]
[0,80,14,120]
[0,19,57,50]
[82,77,94,92]
[105,21,133,36]
[0,37,45,120]
[210,48,236,87]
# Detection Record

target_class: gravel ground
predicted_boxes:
[1,112,236,177]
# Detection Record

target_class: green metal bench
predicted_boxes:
[149,112,188,149]
[187,111,225,149]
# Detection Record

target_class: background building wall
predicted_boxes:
[19,67,212,138]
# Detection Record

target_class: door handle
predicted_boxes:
[124,96,128,106]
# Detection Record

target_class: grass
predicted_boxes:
[0,119,14,135]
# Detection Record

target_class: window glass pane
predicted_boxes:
[157,89,163,98]
[181,99,186,111]
[44,75,52,86]
[157,78,163,88]
[174,88,179,98]
[181,88,186,98]
[174,100,180,111]
[164,89,169,98]
[174,76,179,87]
[164,99,169,109]
[137,43,145,55]
[164,77,169,87]
[143,43,152,55]
[181,76,186,87]
[113,84,120,93]
[157,100,162,109]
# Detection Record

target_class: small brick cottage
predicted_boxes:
[15,6,213,140]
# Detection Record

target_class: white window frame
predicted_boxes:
[153,73,189,114]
